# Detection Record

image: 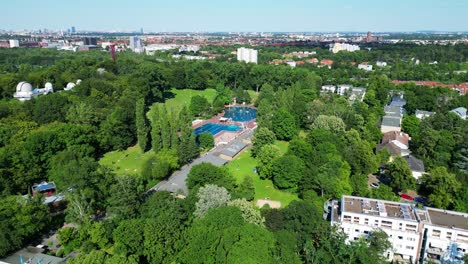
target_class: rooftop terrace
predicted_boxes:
[342,196,417,221]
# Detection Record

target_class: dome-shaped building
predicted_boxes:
[16,82,33,93]
[64,82,76,91]
[45,82,53,90]
[76,79,82,85]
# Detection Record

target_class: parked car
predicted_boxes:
[413,196,427,205]
[400,193,413,201]
[370,183,380,188]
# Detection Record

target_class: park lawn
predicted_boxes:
[99,145,154,176]
[226,141,299,207]
[274,140,289,154]
[149,88,217,115]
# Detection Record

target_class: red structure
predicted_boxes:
[366,31,372,42]
[110,44,116,61]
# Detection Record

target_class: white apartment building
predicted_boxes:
[329,195,468,264]
[9,39,19,48]
[237,47,258,64]
[330,43,360,53]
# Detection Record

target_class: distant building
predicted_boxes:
[71,26,76,33]
[381,94,406,133]
[9,39,19,48]
[376,61,387,67]
[83,37,97,46]
[286,61,296,67]
[330,43,360,53]
[366,31,373,42]
[358,63,373,71]
[337,84,352,96]
[319,59,334,69]
[348,87,367,103]
[129,36,143,53]
[179,45,200,53]
[321,85,336,93]
[14,82,54,101]
[415,110,435,120]
[237,47,258,64]
[328,195,468,263]
[450,107,467,120]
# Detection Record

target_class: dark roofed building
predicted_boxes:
[404,155,425,179]
[0,247,66,264]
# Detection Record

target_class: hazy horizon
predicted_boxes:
[2,0,467,32]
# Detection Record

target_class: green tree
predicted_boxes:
[311,115,346,134]
[420,167,461,209]
[189,95,211,117]
[387,156,415,192]
[251,127,276,157]
[236,175,255,201]
[402,114,420,138]
[272,107,298,140]
[194,184,231,218]
[196,132,214,150]
[186,162,235,191]
[135,98,150,151]
[228,199,265,226]
[150,105,162,153]
[272,155,305,189]
[257,144,281,179]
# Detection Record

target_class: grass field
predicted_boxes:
[149,88,217,116]
[226,141,299,207]
[99,145,154,176]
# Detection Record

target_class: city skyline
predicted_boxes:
[2,0,467,32]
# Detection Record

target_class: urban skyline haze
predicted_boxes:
[2,0,468,32]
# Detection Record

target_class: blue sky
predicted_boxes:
[2,0,467,32]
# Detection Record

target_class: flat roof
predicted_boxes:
[220,140,248,158]
[382,116,401,127]
[426,208,468,230]
[342,196,417,221]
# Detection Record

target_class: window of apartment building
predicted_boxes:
[406,246,414,250]
[406,224,417,232]
[364,231,369,235]
[407,237,415,242]
[446,232,452,239]
[458,234,468,242]
[398,236,403,240]
[353,217,360,223]
[355,229,360,233]
[381,220,392,228]
[374,220,379,226]
[364,218,369,225]
[344,215,351,222]
[432,229,441,237]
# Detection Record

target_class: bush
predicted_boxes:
[197,132,214,150]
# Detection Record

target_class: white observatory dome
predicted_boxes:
[66,82,76,90]
[76,79,82,85]
[16,82,33,93]
[45,82,53,89]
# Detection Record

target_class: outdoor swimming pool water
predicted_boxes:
[194,122,241,136]
[223,106,257,122]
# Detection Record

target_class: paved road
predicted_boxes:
[150,129,254,195]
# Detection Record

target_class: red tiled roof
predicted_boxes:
[320,59,334,65]
[392,80,468,95]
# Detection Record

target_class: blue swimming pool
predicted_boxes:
[194,123,241,136]
[223,106,257,122]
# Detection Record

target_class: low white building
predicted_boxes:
[415,110,436,120]
[329,195,468,264]
[330,43,360,53]
[376,61,388,67]
[286,61,296,67]
[321,85,336,93]
[358,64,373,71]
[179,45,200,53]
